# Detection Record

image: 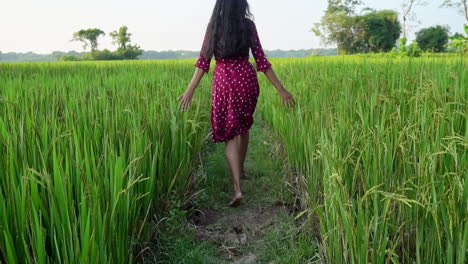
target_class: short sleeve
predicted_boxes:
[250,22,272,72]
[194,24,212,73]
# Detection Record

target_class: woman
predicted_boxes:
[177,0,295,207]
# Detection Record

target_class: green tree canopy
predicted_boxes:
[109,26,143,60]
[447,24,468,53]
[312,0,366,54]
[415,25,450,52]
[110,26,132,50]
[451,32,465,38]
[313,4,401,54]
[72,28,105,51]
[326,0,363,14]
[364,10,402,52]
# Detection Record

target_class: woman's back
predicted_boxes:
[178,0,295,207]
[195,19,272,73]
[211,18,254,60]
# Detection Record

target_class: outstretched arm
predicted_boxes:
[264,68,295,108]
[178,67,205,112]
[188,67,206,92]
[178,24,212,112]
[250,21,295,109]
[264,68,284,92]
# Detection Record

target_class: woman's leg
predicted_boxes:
[238,131,250,178]
[225,135,243,206]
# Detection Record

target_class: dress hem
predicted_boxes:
[211,124,253,143]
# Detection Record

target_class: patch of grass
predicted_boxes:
[253,212,320,263]
[153,206,219,264]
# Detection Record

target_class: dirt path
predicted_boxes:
[182,113,317,263]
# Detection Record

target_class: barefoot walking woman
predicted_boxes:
[177,0,295,207]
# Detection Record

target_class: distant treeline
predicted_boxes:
[0,51,82,62]
[0,48,337,62]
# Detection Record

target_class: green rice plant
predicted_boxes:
[1,55,466,263]
[258,56,467,263]
[0,60,211,263]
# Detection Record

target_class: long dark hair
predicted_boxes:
[202,0,254,60]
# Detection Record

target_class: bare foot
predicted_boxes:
[228,193,243,207]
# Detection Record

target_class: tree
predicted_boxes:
[326,0,364,14]
[109,26,143,59]
[440,0,468,21]
[415,25,450,51]
[72,28,105,51]
[60,55,82,61]
[312,0,365,54]
[451,32,465,38]
[447,24,468,53]
[363,10,402,52]
[401,0,428,39]
[83,49,117,60]
[313,4,401,54]
[51,51,66,61]
[110,26,132,49]
[114,44,143,60]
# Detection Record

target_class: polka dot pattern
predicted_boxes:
[194,20,272,143]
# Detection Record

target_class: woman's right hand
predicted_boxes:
[263,68,295,109]
[177,89,194,112]
[278,88,296,109]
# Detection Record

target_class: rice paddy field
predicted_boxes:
[0,56,467,263]
[0,61,212,263]
[258,56,467,263]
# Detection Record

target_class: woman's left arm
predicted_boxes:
[177,67,206,111]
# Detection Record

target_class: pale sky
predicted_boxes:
[0,0,465,53]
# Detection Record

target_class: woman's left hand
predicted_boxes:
[177,89,194,112]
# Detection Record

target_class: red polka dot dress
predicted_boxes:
[194,20,272,143]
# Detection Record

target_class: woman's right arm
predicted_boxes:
[264,68,295,108]
[178,24,211,112]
